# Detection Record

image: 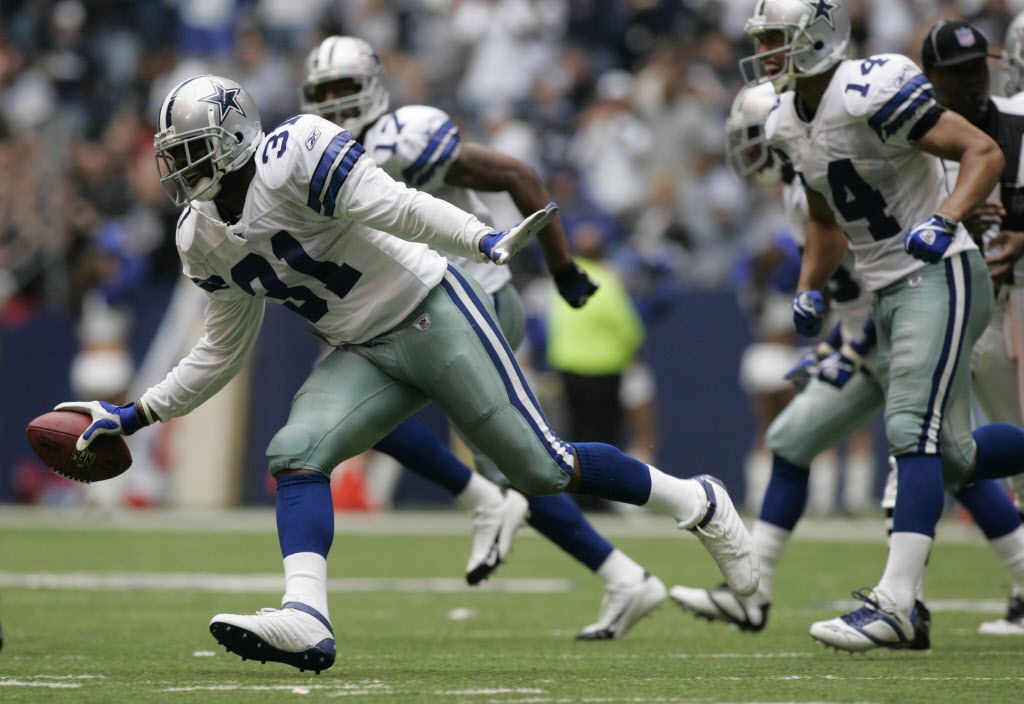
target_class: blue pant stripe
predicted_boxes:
[440,269,573,475]
[917,254,967,453]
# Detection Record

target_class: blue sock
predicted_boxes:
[276,473,334,558]
[758,454,810,531]
[955,479,1022,540]
[973,423,1024,480]
[892,453,945,537]
[526,494,614,571]
[374,418,472,495]
[573,442,652,505]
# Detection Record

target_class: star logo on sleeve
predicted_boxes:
[807,0,837,29]
[200,82,246,125]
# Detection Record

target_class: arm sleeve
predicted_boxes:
[860,57,945,147]
[139,292,265,421]
[394,107,461,190]
[337,157,490,261]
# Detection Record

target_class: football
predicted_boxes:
[26,410,132,483]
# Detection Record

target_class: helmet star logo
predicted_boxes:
[807,0,837,29]
[200,82,246,124]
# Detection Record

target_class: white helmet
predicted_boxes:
[740,0,850,92]
[302,36,389,135]
[726,83,783,186]
[154,75,263,207]
[1005,12,1024,96]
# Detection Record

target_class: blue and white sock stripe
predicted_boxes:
[403,121,459,186]
[868,74,935,142]
[918,253,970,454]
[307,131,354,214]
[440,266,574,474]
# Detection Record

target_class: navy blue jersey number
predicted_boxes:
[230,231,363,322]
[827,159,901,240]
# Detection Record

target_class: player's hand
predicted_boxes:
[904,214,957,264]
[817,347,859,389]
[792,290,825,337]
[54,401,148,451]
[963,201,1004,237]
[479,202,559,265]
[784,341,834,390]
[553,261,599,307]
[985,230,1024,290]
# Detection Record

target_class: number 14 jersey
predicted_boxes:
[766,54,976,291]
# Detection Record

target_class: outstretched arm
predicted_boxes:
[446,143,572,270]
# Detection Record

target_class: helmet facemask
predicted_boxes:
[302,74,387,135]
[740,20,814,92]
[727,121,782,186]
[154,126,250,207]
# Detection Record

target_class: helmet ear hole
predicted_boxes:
[814,40,824,50]
[234,132,244,143]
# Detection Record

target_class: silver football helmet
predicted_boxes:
[154,75,263,207]
[726,83,783,186]
[302,36,388,135]
[740,0,850,92]
[1005,12,1024,96]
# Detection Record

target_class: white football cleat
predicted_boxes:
[209,602,336,673]
[466,489,530,585]
[978,591,1024,636]
[669,583,769,632]
[576,574,667,640]
[687,476,759,597]
[810,587,915,652]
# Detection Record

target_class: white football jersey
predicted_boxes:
[767,54,976,291]
[141,114,492,421]
[362,105,512,294]
[784,182,870,340]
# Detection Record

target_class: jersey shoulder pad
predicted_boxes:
[840,54,927,117]
[384,104,461,188]
[257,114,368,217]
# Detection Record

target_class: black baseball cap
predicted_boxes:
[921,20,999,70]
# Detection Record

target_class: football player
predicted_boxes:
[57,75,757,672]
[922,18,1024,637]
[741,0,1024,652]
[303,35,666,640]
[672,74,1024,650]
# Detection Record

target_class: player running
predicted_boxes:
[301,35,667,639]
[733,0,1024,652]
[56,74,756,672]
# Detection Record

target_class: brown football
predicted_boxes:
[26,410,132,483]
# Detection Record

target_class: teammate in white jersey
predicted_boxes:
[742,0,1024,652]
[55,75,757,672]
[302,35,666,639]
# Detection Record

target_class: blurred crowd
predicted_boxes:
[3,0,1024,324]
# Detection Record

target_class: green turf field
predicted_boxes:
[0,514,1022,703]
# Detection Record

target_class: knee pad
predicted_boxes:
[267,424,332,477]
[884,410,927,458]
[766,412,815,468]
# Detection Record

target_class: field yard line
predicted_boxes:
[0,571,572,594]
[436,689,546,695]
[0,680,82,688]
[0,507,989,543]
